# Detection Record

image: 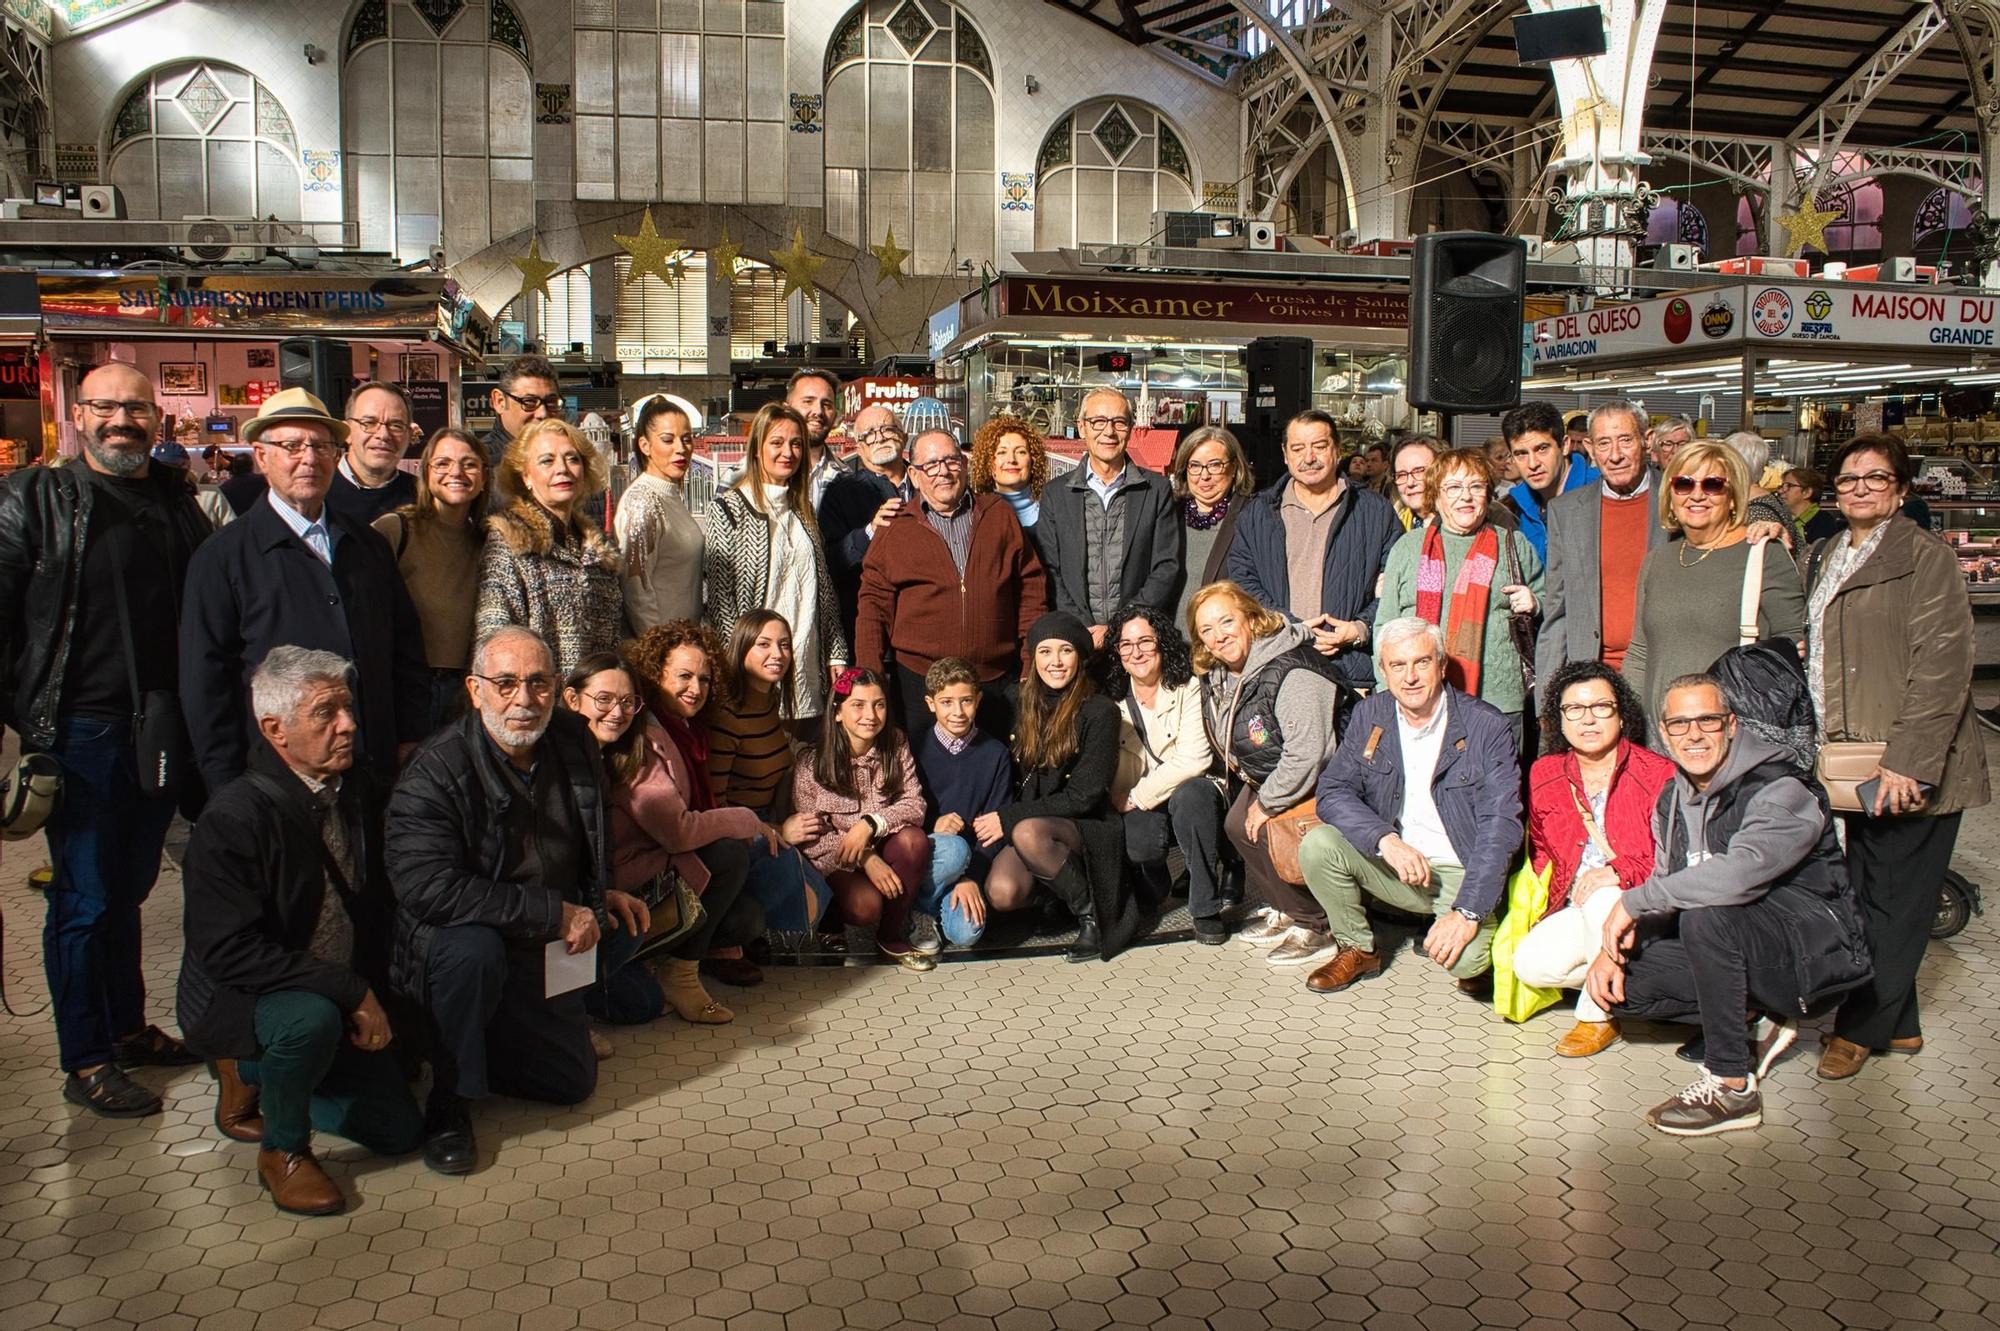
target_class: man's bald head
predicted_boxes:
[71,362,159,478]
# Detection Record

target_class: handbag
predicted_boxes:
[1263,801,1323,886]
[1500,528,1537,698]
[111,529,192,799]
[1491,857,1561,1023]
[0,752,61,841]
[631,870,707,964]
[1816,741,1888,815]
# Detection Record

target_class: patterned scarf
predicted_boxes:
[1414,521,1499,696]
[657,710,716,812]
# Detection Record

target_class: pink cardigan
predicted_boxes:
[789,743,926,872]
[609,718,763,894]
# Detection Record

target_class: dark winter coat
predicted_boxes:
[1222,478,1399,686]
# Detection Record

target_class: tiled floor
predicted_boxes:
[3,738,1999,1331]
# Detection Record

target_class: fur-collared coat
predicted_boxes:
[474,499,624,676]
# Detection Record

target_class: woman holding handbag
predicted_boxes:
[1807,434,1989,1081]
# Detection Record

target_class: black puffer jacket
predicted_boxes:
[384,708,609,1000]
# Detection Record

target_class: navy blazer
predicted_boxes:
[1313,686,1523,918]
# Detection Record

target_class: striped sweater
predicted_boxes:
[708,690,798,815]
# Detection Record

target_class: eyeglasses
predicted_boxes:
[1834,470,1897,494]
[77,399,158,419]
[260,437,340,459]
[580,691,641,715]
[1079,416,1133,433]
[857,426,906,444]
[429,459,482,475]
[1669,475,1730,497]
[1661,713,1729,737]
[500,389,564,413]
[350,416,412,435]
[1184,460,1233,478]
[1116,636,1159,657]
[472,673,556,699]
[1779,480,1809,492]
[1392,466,1431,483]
[1439,482,1489,500]
[913,456,967,475]
[1558,700,1618,721]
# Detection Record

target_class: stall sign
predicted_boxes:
[843,377,938,416]
[406,380,450,439]
[927,302,960,360]
[1746,286,2000,350]
[1528,289,1743,368]
[997,276,1407,329]
[0,348,37,399]
[38,272,455,335]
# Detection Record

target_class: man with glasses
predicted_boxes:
[0,362,212,1117]
[181,388,428,791]
[818,402,916,639]
[328,382,418,523]
[786,368,849,508]
[1648,414,1694,472]
[484,355,564,471]
[1587,673,1866,1135]
[385,626,606,1175]
[1225,409,1399,687]
[1038,388,1181,653]
[857,429,1046,741]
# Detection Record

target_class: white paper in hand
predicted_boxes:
[545,939,597,998]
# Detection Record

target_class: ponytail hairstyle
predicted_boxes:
[813,666,906,803]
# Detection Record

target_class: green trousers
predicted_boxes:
[1296,825,1496,980]
[239,991,423,1156]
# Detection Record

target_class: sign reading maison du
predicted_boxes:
[998,276,1408,329]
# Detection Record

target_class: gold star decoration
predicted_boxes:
[613,207,686,287]
[511,235,560,307]
[1778,200,1842,257]
[710,226,744,279]
[770,225,827,302]
[869,225,912,285]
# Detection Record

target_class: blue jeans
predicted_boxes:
[39,716,179,1072]
[742,843,830,932]
[587,923,664,1026]
[917,833,985,946]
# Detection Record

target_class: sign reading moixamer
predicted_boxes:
[999,277,1408,329]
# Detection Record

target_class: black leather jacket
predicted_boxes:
[0,459,210,749]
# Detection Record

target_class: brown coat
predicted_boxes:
[854,493,1048,683]
[1809,514,1989,816]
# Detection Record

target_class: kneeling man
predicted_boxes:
[179,647,423,1216]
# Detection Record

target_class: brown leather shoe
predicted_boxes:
[1555,1020,1621,1058]
[1889,1036,1923,1053]
[1817,1036,1871,1080]
[210,1060,263,1143]
[1304,948,1382,993]
[257,1147,344,1216]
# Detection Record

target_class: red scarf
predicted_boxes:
[657,709,716,812]
[1414,521,1499,696]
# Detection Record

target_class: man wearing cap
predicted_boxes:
[0,361,213,1117]
[180,387,429,792]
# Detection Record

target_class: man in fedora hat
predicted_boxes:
[180,387,429,791]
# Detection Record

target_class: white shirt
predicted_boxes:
[267,488,336,565]
[762,483,823,718]
[1600,470,1652,501]
[1395,695,1459,868]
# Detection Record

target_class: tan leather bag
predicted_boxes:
[1815,741,1887,814]
[1263,802,1323,886]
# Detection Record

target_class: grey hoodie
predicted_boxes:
[1202,619,1345,811]
[1622,731,1826,917]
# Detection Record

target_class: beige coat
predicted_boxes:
[1809,514,1989,816]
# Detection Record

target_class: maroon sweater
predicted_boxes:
[855,493,1048,683]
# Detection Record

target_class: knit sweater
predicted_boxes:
[1374,522,1542,716]
[789,743,927,872]
[613,472,703,631]
[1626,536,1807,726]
[708,689,797,815]
[914,727,1013,829]
[855,493,1047,683]
[372,509,481,670]
[475,500,624,677]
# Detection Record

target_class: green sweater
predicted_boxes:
[1375,523,1543,716]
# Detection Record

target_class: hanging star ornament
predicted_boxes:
[511,236,560,306]
[869,225,912,285]
[710,226,744,279]
[613,207,686,286]
[1778,199,1842,257]
[771,225,827,301]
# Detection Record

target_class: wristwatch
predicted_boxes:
[1453,907,1482,923]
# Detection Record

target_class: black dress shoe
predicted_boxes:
[1192,916,1229,945]
[63,1064,163,1118]
[113,1025,201,1068]
[1675,1033,1707,1063]
[423,1097,476,1175]
[1066,916,1101,963]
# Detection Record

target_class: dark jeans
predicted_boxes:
[892,664,1017,748]
[239,991,423,1155]
[423,924,597,1106]
[1223,786,1326,931]
[1834,811,1962,1049]
[1124,779,1227,918]
[38,715,179,1072]
[1615,900,1806,1079]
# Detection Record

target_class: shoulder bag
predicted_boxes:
[1796,538,1888,813]
[110,527,192,800]
[0,752,61,841]
[1501,529,1537,698]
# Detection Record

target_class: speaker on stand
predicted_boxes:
[278,337,355,415]
[1407,232,1528,440]
[1243,335,1313,487]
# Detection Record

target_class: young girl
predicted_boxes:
[791,668,936,970]
[709,610,802,816]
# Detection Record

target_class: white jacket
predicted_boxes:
[1116,676,1219,812]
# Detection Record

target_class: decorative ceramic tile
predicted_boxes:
[300,149,341,193]
[790,92,822,134]
[1000,171,1033,212]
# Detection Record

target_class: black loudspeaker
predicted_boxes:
[1514,6,1606,64]
[278,337,354,412]
[1244,336,1313,484]
[1408,232,1527,414]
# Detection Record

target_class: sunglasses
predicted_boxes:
[1669,475,1730,497]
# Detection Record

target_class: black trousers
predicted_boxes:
[1614,900,1805,1080]
[1834,811,1962,1049]
[893,664,1017,746]
[1123,779,1228,918]
[425,924,597,1107]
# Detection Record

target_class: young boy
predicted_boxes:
[911,658,1012,952]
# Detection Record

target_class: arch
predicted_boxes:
[1033,97,1198,248]
[1645,197,1710,256]
[103,61,301,221]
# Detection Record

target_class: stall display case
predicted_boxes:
[958,340,1247,437]
[1930,495,2000,674]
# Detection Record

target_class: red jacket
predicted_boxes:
[1527,739,1676,910]
[854,493,1047,683]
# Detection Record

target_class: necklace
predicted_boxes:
[1182,494,1231,530]
[1679,532,1729,567]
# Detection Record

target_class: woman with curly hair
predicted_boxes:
[1103,603,1228,941]
[970,414,1052,553]
[1511,659,1675,1057]
[475,417,624,676]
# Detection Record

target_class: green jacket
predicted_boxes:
[1375,522,1543,716]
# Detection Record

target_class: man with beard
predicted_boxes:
[786,368,848,507]
[818,403,915,638]
[385,627,607,1175]
[0,362,212,1116]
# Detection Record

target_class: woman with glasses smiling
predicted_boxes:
[1167,426,1254,631]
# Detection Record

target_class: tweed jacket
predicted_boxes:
[474,499,624,676]
[701,485,851,669]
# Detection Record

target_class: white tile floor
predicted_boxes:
[2,729,1998,1331]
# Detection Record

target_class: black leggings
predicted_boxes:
[677,839,764,960]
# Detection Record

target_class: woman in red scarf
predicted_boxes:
[1374,447,1542,725]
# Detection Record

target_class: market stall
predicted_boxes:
[0,271,43,475]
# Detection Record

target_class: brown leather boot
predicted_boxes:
[210,1060,263,1143]
[1817,1036,1871,1080]
[257,1146,345,1216]
[1304,948,1383,993]
[1555,1020,1622,1058]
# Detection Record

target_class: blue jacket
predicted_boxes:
[1314,686,1523,918]
[1223,477,1399,687]
[1504,451,1600,562]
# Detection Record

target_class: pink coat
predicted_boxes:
[789,743,926,872]
[609,719,763,894]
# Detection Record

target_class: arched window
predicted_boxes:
[824,1,996,274]
[1735,153,1882,260]
[1644,197,1709,256]
[1034,98,1197,248]
[1912,185,1977,263]
[342,0,533,264]
[105,63,301,220]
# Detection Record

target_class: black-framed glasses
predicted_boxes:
[77,398,158,419]
[857,425,906,444]
[472,672,556,699]
[1184,459,1233,478]
[913,456,967,475]
[1661,713,1729,737]
[1116,636,1159,657]
[500,389,564,413]
[260,437,340,459]
[1558,700,1618,721]
[1669,475,1730,497]
[1079,415,1133,432]
[1833,470,1897,494]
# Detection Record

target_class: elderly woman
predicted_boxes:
[375,427,487,731]
[1191,580,1347,967]
[1168,426,1255,629]
[1808,433,1989,1081]
[1389,435,1440,532]
[970,414,1052,552]
[1722,430,1804,558]
[475,418,624,677]
[1375,447,1541,725]
[614,397,704,632]
[1624,441,1806,726]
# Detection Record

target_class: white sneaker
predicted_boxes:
[1236,908,1294,945]
[1265,927,1341,967]
[909,913,944,956]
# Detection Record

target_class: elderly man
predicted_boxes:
[0,361,211,1116]
[1649,413,1694,472]
[181,388,428,789]
[1037,387,1181,649]
[1588,674,1868,1135]
[818,403,916,638]
[1295,617,1523,993]
[1502,401,1601,563]
[179,647,423,1215]
[387,626,626,1174]
[484,354,563,469]
[856,428,1047,741]
[786,367,847,507]
[1537,397,1669,685]
[327,382,418,523]
[1225,409,1399,687]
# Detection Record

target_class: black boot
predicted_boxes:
[423,1092,476,1176]
[1043,861,1099,963]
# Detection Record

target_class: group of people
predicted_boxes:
[0,354,1983,1217]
